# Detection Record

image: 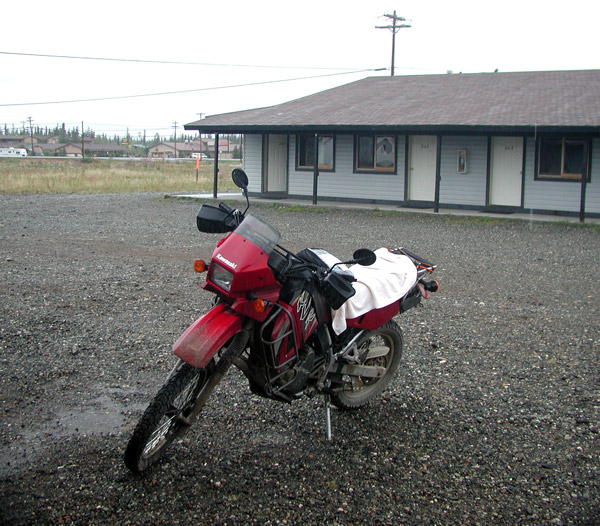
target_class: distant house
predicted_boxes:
[200,137,231,153]
[0,135,25,148]
[85,143,128,157]
[55,143,84,157]
[33,141,127,157]
[185,70,600,219]
[0,134,45,150]
[31,143,82,156]
[148,141,200,158]
[33,143,64,156]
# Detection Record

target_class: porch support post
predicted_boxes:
[434,135,442,213]
[312,133,319,205]
[213,133,220,199]
[579,140,589,223]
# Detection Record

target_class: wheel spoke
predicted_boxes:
[124,361,217,473]
[164,406,179,418]
[143,417,176,457]
[330,321,403,410]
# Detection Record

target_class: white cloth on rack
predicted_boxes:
[331,248,417,335]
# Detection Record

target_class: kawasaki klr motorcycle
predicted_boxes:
[124,169,439,473]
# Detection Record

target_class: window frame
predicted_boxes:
[535,136,591,182]
[295,133,335,172]
[353,134,397,174]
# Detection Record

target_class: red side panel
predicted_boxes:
[172,303,243,368]
[345,301,400,330]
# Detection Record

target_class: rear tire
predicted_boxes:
[331,320,403,410]
[124,361,213,473]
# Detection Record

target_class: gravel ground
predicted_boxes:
[0,192,598,526]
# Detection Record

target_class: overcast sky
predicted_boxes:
[1,0,598,139]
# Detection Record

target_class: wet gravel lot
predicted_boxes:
[0,192,598,525]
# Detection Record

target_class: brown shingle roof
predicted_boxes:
[185,70,600,133]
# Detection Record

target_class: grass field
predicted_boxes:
[0,158,241,194]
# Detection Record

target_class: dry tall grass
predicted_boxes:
[0,158,241,194]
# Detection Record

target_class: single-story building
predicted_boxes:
[85,143,128,157]
[32,143,62,155]
[0,134,45,148]
[201,137,232,153]
[35,142,84,157]
[31,141,127,157]
[184,69,600,220]
[147,138,233,159]
[148,142,199,158]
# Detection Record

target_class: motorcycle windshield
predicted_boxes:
[234,215,280,254]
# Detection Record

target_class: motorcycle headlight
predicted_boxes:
[209,263,234,292]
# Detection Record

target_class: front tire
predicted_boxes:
[331,320,403,410]
[124,361,213,473]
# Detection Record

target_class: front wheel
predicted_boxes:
[124,361,214,473]
[331,320,403,410]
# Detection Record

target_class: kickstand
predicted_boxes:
[324,394,333,442]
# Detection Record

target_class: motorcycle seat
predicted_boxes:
[331,248,417,334]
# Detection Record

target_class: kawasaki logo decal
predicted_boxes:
[216,253,238,269]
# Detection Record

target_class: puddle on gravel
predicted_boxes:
[0,386,147,478]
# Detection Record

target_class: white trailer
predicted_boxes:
[0,147,28,157]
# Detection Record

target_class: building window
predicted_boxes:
[355,135,396,173]
[537,137,589,181]
[296,134,334,171]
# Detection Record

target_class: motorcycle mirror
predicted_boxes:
[231,168,250,214]
[352,248,377,266]
[232,168,249,190]
[330,248,376,272]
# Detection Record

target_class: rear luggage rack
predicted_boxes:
[389,247,436,277]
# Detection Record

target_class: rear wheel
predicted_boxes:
[124,361,214,473]
[331,320,403,409]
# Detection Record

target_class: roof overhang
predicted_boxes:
[184,123,600,137]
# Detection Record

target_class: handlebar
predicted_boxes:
[217,202,245,230]
[219,202,235,214]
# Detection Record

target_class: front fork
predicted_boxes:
[178,319,253,428]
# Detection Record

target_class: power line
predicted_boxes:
[0,68,381,107]
[0,50,361,71]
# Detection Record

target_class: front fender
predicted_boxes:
[172,303,244,368]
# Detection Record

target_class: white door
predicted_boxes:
[489,137,523,207]
[266,135,287,193]
[408,136,437,201]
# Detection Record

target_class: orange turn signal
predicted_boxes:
[193,259,207,273]
[252,298,266,314]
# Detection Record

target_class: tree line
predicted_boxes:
[1,123,239,148]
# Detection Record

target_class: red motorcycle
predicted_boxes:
[124,169,439,473]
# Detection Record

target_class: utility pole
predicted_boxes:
[173,121,178,159]
[81,121,85,159]
[27,117,34,155]
[376,11,411,76]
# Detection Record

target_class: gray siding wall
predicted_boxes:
[288,135,405,202]
[242,133,600,215]
[588,139,600,214]
[523,138,600,214]
[439,136,488,206]
[243,134,263,194]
